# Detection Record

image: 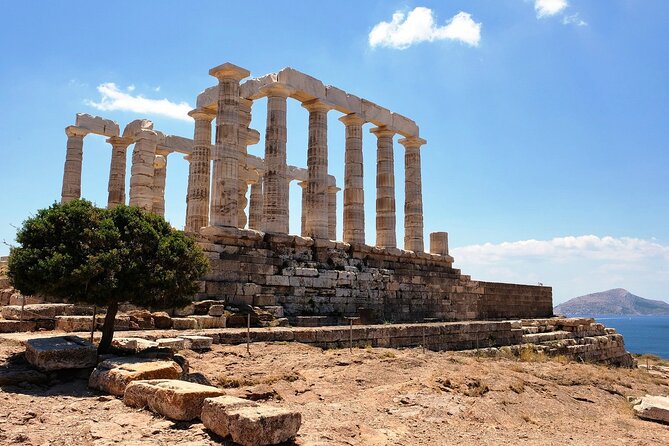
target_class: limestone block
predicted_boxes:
[123,379,225,421]
[243,73,280,99]
[189,315,226,329]
[361,99,392,127]
[55,315,94,332]
[294,267,318,277]
[122,119,154,139]
[95,315,131,331]
[1,303,73,321]
[89,357,181,396]
[127,310,155,330]
[25,336,97,371]
[391,113,419,137]
[75,113,120,137]
[174,304,196,316]
[180,335,213,350]
[172,317,198,330]
[634,395,669,424]
[162,135,193,153]
[254,294,277,306]
[195,85,218,109]
[201,396,301,446]
[156,338,186,351]
[324,86,363,114]
[277,67,326,101]
[8,293,43,306]
[111,337,159,352]
[208,305,226,317]
[0,320,37,333]
[151,312,173,329]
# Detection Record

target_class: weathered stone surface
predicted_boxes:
[123,379,224,421]
[55,315,94,332]
[89,358,181,396]
[25,336,97,371]
[111,337,159,352]
[156,338,186,351]
[208,305,226,317]
[201,397,301,446]
[180,335,213,351]
[174,304,195,317]
[127,310,155,330]
[172,317,198,330]
[0,320,37,333]
[633,395,669,424]
[189,315,226,329]
[75,113,120,137]
[1,304,73,321]
[151,312,173,329]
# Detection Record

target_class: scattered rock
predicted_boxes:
[189,315,226,329]
[24,336,97,371]
[201,396,301,446]
[54,315,94,332]
[0,368,48,386]
[156,338,185,351]
[173,304,195,317]
[0,320,37,333]
[89,357,181,396]
[180,335,213,351]
[151,312,173,329]
[634,395,669,424]
[208,305,226,317]
[112,337,159,352]
[127,310,155,330]
[1,304,73,321]
[172,317,198,330]
[124,379,225,421]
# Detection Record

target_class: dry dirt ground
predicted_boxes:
[1,340,668,446]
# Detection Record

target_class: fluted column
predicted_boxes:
[61,126,88,203]
[400,136,426,252]
[185,108,215,232]
[248,176,263,230]
[328,185,340,241]
[298,181,308,237]
[129,129,158,211]
[263,85,291,233]
[209,63,250,227]
[339,113,365,244]
[106,136,130,208]
[152,153,168,217]
[237,99,257,228]
[371,126,396,248]
[302,99,330,239]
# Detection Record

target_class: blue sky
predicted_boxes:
[0,0,667,303]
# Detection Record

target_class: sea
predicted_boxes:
[593,315,669,359]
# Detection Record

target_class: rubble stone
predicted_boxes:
[180,335,213,350]
[25,336,97,371]
[89,357,181,396]
[156,338,186,351]
[633,395,669,424]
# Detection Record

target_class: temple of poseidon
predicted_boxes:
[60,62,553,324]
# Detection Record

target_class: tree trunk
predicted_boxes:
[98,301,119,353]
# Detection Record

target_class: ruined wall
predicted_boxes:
[195,227,553,324]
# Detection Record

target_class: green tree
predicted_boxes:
[7,199,209,352]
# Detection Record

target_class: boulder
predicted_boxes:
[180,335,213,351]
[25,336,97,371]
[127,310,155,330]
[634,395,669,424]
[151,312,173,329]
[201,396,301,446]
[172,317,198,330]
[55,315,94,332]
[89,357,181,396]
[208,305,226,317]
[111,337,159,352]
[1,303,73,321]
[96,315,131,331]
[123,379,224,421]
[194,300,219,315]
[173,304,195,317]
[156,338,185,351]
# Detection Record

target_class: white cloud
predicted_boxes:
[86,83,192,121]
[451,235,669,303]
[535,0,569,18]
[369,7,481,49]
[562,13,587,27]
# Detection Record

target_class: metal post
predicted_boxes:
[90,305,97,343]
[246,313,251,356]
[422,326,426,354]
[19,295,25,326]
[349,318,353,353]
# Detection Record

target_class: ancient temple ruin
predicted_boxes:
[60,62,553,324]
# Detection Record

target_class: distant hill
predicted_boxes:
[555,288,669,316]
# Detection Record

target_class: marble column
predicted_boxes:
[61,126,88,203]
[302,99,330,239]
[185,109,215,232]
[371,126,396,248]
[339,113,366,244]
[152,153,167,217]
[430,232,449,256]
[400,137,426,252]
[209,63,249,227]
[237,99,256,228]
[129,129,158,211]
[298,181,308,237]
[263,85,291,233]
[328,185,340,241]
[106,136,130,208]
[248,176,264,230]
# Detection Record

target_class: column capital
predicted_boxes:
[339,113,365,126]
[209,62,250,81]
[261,83,293,98]
[328,185,341,193]
[297,180,308,189]
[188,108,216,122]
[65,126,88,138]
[398,136,427,149]
[106,136,132,148]
[154,154,167,169]
[301,98,331,113]
[369,126,394,138]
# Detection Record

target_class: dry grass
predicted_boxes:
[217,370,301,388]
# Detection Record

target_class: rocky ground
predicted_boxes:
[0,340,668,446]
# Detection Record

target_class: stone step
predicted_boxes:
[522,331,573,344]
